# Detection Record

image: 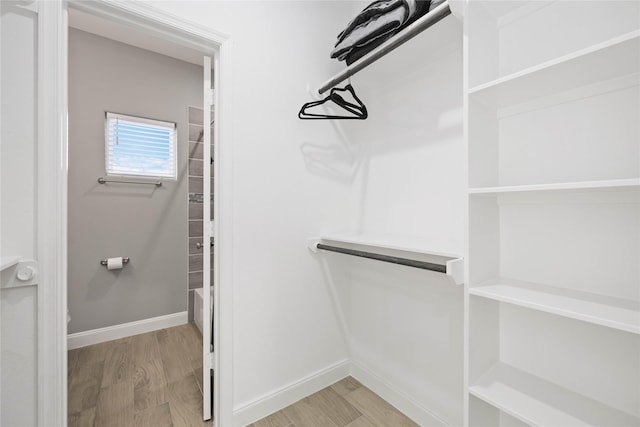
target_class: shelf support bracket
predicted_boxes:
[447,258,464,285]
[307,238,321,253]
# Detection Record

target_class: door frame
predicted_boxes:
[39,1,234,425]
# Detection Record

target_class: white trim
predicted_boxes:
[67,312,187,349]
[202,54,213,421]
[106,111,177,129]
[37,1,68,426]
[215,37,234,427]
[461,0,470,424]
[68,0,229,50]
[232,359,351,427]
[350,362,451,427]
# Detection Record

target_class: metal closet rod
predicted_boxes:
[316,243,447,273]
[317,1,451,95]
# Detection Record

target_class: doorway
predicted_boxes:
[64,1,227,423]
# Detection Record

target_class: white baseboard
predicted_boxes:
[233,359,350,427]
[350,362,450,427]
[67,311,188,349]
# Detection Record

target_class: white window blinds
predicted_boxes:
[105,112,177,179]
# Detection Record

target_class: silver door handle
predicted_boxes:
[196,242,214,249]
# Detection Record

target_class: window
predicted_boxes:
[105,112,177,179]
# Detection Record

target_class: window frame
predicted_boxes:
[104,111,178,180]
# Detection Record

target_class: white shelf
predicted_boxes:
[470,279,640,335]
[309,233,464,285]
[470,362,640,427]
[469,30,640,109]
[468,178,640,195]
[316,0,456,94]
[0,256,21,271]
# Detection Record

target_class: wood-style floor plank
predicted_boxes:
[251,376,418,427]
[167,374,213,426]
[68,376,102,415]
[249,408,294,427]
[344,386,418,427]
[303,387,362,426]
[131,328,162,364]
[69,324,211,426]
[70,328,417,427]
[282,400,340,427]
[132,329,168,411]
[179,322,204,371]
[68,360,104,414]
[133,358,168,411]
[133,402,173,427]
[69,359,105,385]
[68,348,80,379]
[330,376,363,396]
[193,366,204,395]
[156,327,195,384]
[344,415,378,427]
[95,406,135,427]
[68,407,96,427]
[95,380,133,419]
[101,337,133,387]
[76,340,114,366]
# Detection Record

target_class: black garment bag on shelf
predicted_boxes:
[298,84,368,120]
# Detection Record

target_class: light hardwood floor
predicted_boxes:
[249,377,418,427]
[69,325,417,427]
[68,323,211,427]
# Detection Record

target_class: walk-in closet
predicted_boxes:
[0,0,637,426]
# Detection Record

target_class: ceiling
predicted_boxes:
[68,7,206,66]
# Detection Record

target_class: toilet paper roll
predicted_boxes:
[106,257,123,270]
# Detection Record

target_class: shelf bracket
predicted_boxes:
[447,258,464,285]
[307,238,321,253]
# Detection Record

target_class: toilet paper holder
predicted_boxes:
[100,257,130,267]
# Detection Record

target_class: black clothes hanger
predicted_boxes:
[298,84,368,120]
[298,84,367,119]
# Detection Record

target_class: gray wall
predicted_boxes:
[68,28,202,334]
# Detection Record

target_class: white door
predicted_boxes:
[0,2,40,425]
[202,55,215,421]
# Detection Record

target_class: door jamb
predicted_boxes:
[37,2,69,424]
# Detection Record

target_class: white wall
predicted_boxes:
[338,12,466,426]
[1,1,37,261]
[143,2,465,425]
[0,3,38,425]
[142,0,357,421]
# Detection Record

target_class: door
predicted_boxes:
[0,1,39,425]
[202,55,215,421]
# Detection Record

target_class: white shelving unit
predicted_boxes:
[309,233,464,285]
[465,1,640,425]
